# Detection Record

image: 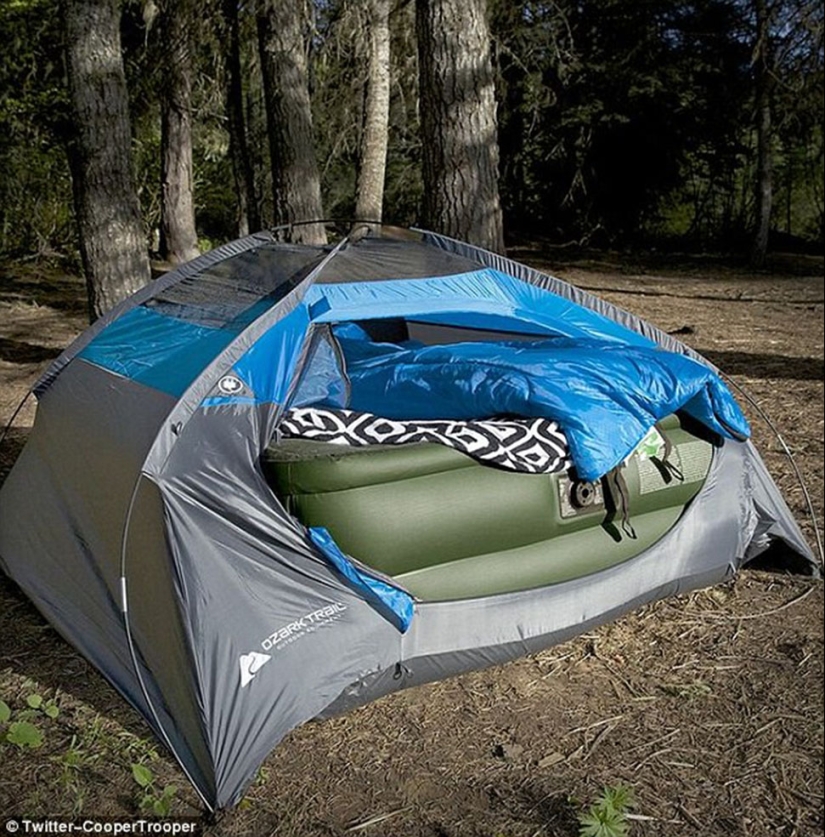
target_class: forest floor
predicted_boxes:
[0,250,822,837]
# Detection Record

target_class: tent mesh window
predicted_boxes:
[145,245,325,328]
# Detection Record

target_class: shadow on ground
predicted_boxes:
[0,263,87,315]
[0,337,63,365]
[703,350,825,381]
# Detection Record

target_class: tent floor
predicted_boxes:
[263,414,714,601]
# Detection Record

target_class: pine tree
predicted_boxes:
[416,0,505,252]
[63,0,151,319]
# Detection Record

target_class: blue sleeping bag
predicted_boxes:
[329,325,750,481]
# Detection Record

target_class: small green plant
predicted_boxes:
[54,733,100,813]
[26,692,61,718]
[6,720,45,748]
[661,679,712,700]
[0,693,58,749]
[578,784,635,837]
[131,762,178,816]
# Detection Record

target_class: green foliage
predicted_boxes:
[312,0,422,226]
[131,762,154,788]
[661,679,713,699]
[25,692,60,718]
[58,736,98,773]
[7,721,45,749]
[2,0,822,262]
[490,0,823,247]
[0,0,74,257]
[578,785,635,837]
[131,761,178,816]
[0,691,59,750]
[55,737,94,814]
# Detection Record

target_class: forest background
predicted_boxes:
[1,0,823,320]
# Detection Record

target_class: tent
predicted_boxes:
[0,225,815,810]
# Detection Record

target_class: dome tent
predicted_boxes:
[0,224,815,809]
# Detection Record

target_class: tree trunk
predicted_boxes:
[416,0,505,253]
[247,47,272,228]
[355,0,391,227]
[256,0,326,245]
[160,0,200,264]
[751,0,773,267]
[491,0,528,229]
[222,0,259,236]
[63,0,151,321]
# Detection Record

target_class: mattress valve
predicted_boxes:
[572,480,599,509]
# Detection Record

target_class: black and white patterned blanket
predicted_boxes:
[280,407,570,475]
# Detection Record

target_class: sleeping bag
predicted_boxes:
[329,325,750,481]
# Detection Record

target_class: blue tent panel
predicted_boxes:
[78,306,237,396]
[306,269,656,346]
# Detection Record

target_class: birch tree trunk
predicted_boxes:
[355,0,391,227]
[159,0,200,264]
[257,0,327,245]
[416,0,505,253]
[64,0,151,320]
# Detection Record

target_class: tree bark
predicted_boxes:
[63,0,151,321]
[751,0,773,267]
[256,0,326,245]
[416,0,505,253]
[355,0,391,227]
[222,0,259,236]
[247,47,271,228]
[159,0,200,264]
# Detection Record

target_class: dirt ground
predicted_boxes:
[0,251,822,837]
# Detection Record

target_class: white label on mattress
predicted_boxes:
[638,458,669,495]
[638,441,711,494]
[678,441,713,484]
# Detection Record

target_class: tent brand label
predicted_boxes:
[218,375,245,395]
[239,651,272,688]
[260,602,348,652]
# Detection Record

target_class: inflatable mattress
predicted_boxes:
[263,413,715,601]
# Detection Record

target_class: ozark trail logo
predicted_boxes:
[260,602,348,651]
[238,602,348,688]
[239,651,272,688]
[218,375,245,396]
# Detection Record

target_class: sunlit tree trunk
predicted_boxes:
[63,0,151,320]
[257,0,326,245]
[160,0,200,264]
[355,0,391,227]
[222,0,259,236]
[416,0,505,252]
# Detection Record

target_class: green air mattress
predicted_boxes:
[262,414,714,601]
